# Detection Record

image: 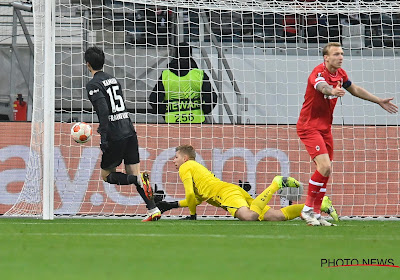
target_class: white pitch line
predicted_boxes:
[0,232,397,240]
[0,221,298,226]
[0,221,359,226]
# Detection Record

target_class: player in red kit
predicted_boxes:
[297,42,398,226]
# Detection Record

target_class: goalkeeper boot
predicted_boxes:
[142,207,162,222]
[317,216,337,226]
[300,209,320,226]
[320,196,339,222]
[273,176,302,189]
[141,172,154,200]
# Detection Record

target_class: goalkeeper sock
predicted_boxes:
[106,172,138,185]
[257,205,271,221]
[281,204,304,220]
[304,170,327,210]
[250,181,280,214]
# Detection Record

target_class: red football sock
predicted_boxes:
[304,170,328,209]
[313,172,329,214]
[313,185,327,215]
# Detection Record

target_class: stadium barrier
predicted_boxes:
[1,122,398,217]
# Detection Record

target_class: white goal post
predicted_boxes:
[3,0,400,219]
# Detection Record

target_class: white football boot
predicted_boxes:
[301,209,320,226]
[317,216,337,226]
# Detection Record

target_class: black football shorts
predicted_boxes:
[101,133,140,170]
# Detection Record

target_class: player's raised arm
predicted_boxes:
[345,84,398,114]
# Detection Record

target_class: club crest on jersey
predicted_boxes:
[315,145,320,151]
[315,73,325,84]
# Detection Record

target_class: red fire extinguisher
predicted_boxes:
[13,94,27,121]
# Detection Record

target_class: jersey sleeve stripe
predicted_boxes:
[314,80,325,89]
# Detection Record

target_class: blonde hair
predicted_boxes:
[322,42,342,56]
[176,145,196,160]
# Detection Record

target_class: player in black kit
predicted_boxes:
[84,46,161,221]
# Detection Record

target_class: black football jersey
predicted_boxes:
[86,71,134,141]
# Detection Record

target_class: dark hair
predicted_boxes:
[174,42,192,59]
[85,46,105,70]
[168,42,198,74]
[322,42,342,56]
[176,145,196,160]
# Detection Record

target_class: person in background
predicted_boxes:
[149,42,217,123]
[13,93,27,121]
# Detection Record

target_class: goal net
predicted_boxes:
[4,0,400,219]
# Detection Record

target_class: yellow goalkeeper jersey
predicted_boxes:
[178,160,228,215]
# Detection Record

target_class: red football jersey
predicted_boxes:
[297,63,350,131]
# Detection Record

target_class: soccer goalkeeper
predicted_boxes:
[157,145,338,224]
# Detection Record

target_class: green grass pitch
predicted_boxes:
[0,219,399,280]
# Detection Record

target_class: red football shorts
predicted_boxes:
[297,128,334,161]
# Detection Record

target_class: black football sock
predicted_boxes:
[106,172,156,210]
[135,184,156,210]
[106,172,137,185]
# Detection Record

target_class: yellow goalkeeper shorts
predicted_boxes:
[212,182,254,217]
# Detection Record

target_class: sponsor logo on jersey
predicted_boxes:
[108,112,129,122]
[323,84,338,99]
[89,88,99,95]
[324,95,339,100]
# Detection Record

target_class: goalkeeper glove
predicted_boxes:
[180,214,197,220]
[153,184,166,204]
[156,201,179,213]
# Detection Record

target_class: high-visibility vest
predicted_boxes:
[13,100,27,121]
[162,69,205,123]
